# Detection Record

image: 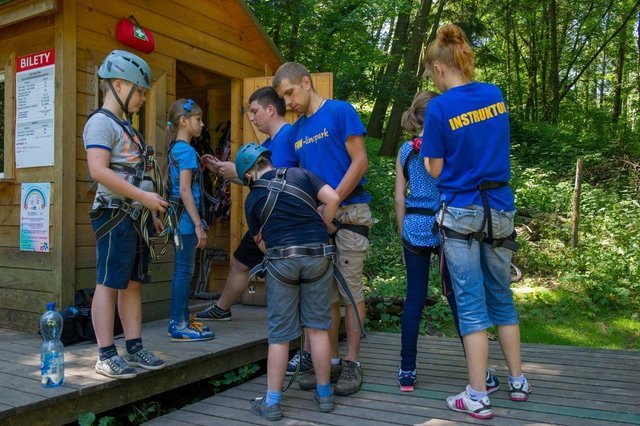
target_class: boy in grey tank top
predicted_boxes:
[84,50,167,380]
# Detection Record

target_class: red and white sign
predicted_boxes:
[16,49,55,72]
[15,49,55,169]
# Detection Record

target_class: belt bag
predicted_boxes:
[116,16,155,54]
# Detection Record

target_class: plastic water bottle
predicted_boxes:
[40,302,64,387]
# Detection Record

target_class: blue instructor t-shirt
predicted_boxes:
[289,99,370,205]
[168,140,202,234]
[262,123,298,168]
[421,82,515,210]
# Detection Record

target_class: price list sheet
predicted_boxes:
[15,49,55,168]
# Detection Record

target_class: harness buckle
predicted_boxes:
[120,201,141,220]
[267,178,286,193]
[323,244,336,257]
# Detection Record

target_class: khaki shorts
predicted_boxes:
[330,203,372,305]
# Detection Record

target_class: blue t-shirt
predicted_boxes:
[400,141,440,247]
[421,82,515,210]
[245,168,328,249]
[263,123,298,168]
[168,140,202,234]
[289,99,370,205]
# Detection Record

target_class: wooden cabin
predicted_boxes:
[0,0,332,332]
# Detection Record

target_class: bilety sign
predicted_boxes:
[15,49,55,169]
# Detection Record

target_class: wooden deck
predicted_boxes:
[148,332,640,426]
[0,304,272,425]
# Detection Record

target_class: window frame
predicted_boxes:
[0,70,5,179]
[0,54,14,181]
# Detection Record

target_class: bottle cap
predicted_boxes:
[46,302,56,311]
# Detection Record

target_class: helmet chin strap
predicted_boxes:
[107,80,138,122]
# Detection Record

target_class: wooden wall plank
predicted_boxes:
[0,289,54,312]
[54,0,78,308]
[0,248,53,270]
[0,226,18,247]
[0,268,53,292]
[77,2,262,70]
[0,309,40,333]
[0,0,56,30]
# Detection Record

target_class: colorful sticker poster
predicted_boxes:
[20,183,50,252]
[15,49,55,168]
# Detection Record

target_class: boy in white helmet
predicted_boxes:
[84,50,167,379]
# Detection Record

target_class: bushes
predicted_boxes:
[363,119,640,341]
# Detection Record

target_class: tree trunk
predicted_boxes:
[548,0,560,122]
[612,16,628,123]
[637,11,640,129]
[598,53,607,108]
[367,1,413,139]
[288,4,300,60]
[380,0,435,157]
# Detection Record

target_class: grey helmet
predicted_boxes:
[98,50,151,89]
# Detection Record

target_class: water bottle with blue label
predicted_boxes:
[40,302,64,387]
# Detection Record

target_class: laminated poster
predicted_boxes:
[20,183,50,252]
[15,49,55,168]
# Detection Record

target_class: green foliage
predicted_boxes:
[127,401,160,424]
[210,363,260,393]
[78,412,116,426]
[246,0,397,100]
[364,123,640,348]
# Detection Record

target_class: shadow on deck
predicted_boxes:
[1,304,639,425]
[148,332,640,425]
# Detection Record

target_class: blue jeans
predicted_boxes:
[400,241,459,371]
[170,233,197,324]
[440,205,518,336]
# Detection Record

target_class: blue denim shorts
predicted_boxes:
[439,205,518,336]
[265,255,333,344]
[90,208,151,289]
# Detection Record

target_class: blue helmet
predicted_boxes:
[235,143,271,185]
[98,50,152,89]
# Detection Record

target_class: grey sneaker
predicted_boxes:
[298,363,342,390]
[123,349,165,371]
[95,354,137,379]
[314,393,335,413]
[250,395,282,421]
[196,302,231,321]
[334,360,362,396]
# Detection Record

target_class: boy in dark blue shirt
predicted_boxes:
[236,143,339,421]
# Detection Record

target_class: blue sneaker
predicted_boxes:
[398,368,417,392]
[169,321,215,342]
[486,368,500,395]
[286,350,313,376]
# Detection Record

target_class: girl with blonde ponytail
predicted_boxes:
[420,24,531,420]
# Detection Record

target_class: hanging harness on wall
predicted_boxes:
[209,121,232,221]
[88,108,164,257]
[247,168,367,340]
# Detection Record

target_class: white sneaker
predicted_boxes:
[509,379,532,401]
[446,387,493,420]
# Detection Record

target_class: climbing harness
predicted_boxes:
[88,108,164,258]
[246,168,367,341]
[438,181,519,252]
